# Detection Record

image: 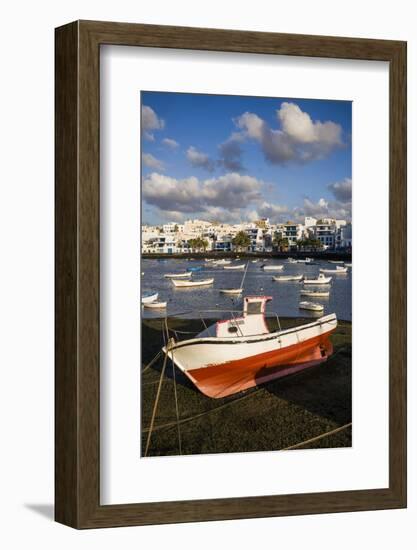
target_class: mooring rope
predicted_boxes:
[281,422,352,450]
[142,345,350,436]
[142,385,263,434]
[165,317,182,455]
[141,350,162,374]
[144,341,170,457]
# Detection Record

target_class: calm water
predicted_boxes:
[141,258,352,322]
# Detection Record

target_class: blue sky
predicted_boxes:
[141,91,352,225]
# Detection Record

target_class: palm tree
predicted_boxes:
[232,231,251,251]
[187,237,209,252]
[273,231,289,252]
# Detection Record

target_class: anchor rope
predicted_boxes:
[164,318,182,455]
[144,337,170,457]
[281,422,352,450]
[143,345,350,435]
[141,350,162,373]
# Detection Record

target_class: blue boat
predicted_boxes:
[187,266,202,272]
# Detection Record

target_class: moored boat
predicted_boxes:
[171,278,214,288]
[299,301,324,312]
[164,272,192,279]
[344,262,352,267]
[328,260,344,264]
[272,274,303,282]
[224,264,245,270]
[320,266,348,274]
[297,257,313,264]
[303,273,332,285]
[220,263,248,295]
[187,265,203,272]
[163,296,337,398]
[144,300,167,309]
[141,292,158,304]
[300,289,330,297]
[212,259,231,265]
[261,264,284,271]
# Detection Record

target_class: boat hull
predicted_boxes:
[165,314,336,398]
[172,278,214,287]
[303,277,331,285]
[141,292,158,304]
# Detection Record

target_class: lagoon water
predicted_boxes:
[141,258,352,322]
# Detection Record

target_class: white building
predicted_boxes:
[245,226,264,251]
[339,223,352,249]
[275,222,304,249]
[141,216,351,253]
[304,216,317,228]
[162,222,184,234]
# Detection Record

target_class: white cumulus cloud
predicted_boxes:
[162,138,179,149]
[141,105,164,141]
[327,177,352,202]
[292,196,351,222]
[233,102,344,165]
[186,146,215,172]
[142,153,165,171]
[256,201,290,221]
[142,172,263,215]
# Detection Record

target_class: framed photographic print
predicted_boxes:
[55,20,407,528]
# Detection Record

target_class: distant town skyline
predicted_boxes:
[141,91,352,226]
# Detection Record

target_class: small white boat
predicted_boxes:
[212,259,231,265]
[345,263,352,267]
[328,260,344,264]
[172,278,214,288]
[272,275,303,282]
[224,264,245,270]
[205,258,214,262]
[164,272,192,279]
[144,301,167,309]
[320,266,348,274]
[287,258,297,264]
[251,259,259,263]
[300,289,330,297]
[299,301,324,312]
[262,265,284,271]
[303,274,332,285]
[141,292,158,304]
[219,288,243,295]
[297,258,313,264]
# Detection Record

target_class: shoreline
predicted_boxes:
[143,315,352,325]
[142,251,352,261]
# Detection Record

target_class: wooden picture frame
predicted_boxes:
[55,20,407,529]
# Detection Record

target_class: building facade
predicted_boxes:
[141,217,352,253]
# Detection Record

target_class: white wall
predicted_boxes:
[0,0,415,547]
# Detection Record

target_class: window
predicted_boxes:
[246,301,262,315]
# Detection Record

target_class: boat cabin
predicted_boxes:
[215,296,272,338]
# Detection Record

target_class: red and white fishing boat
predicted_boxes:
[163,296,337,398]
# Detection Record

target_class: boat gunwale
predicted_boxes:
[164,312,337,350]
